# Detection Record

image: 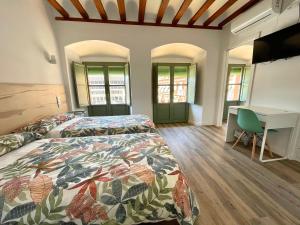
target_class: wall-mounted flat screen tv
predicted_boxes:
[252,22,300,64]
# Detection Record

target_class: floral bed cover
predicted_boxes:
[0,133,199,225]
[46,115,157,138]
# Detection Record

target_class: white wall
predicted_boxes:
[52,20,224,124]
[0,0,63,84]
[249,20,300,160]
[228,57,250,65]
[223,14,300,160]
[189,53,207,125]
[251,56,300,112]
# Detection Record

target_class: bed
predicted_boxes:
[45,114,157,138]
[0,133,199,225]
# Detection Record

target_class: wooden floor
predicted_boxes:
[157,124,300,225]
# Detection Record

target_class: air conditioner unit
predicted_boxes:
[273,0,298,13]
[277,0,300,28]
[231,0,299,34]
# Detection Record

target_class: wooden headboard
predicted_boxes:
[0,83,68,135]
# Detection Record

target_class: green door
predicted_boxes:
[153,64,196,123]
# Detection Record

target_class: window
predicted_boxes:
[226,65,251,102]
[108,66,126,104]
[84,63,130,106]
[156,64,191,104]
[173,66,188,103]
[73,62,131,116]
[87,66,106,105]
[157,66,171,103]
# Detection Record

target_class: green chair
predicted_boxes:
[232,108,273,160]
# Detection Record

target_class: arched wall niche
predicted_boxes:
[64,40,130,109]
[151,43,208,125]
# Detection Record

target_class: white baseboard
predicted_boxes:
[290,149,300,162]
[188,120,215,126]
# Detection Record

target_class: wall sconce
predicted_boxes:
[48,54,57,64]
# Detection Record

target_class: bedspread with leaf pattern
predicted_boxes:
[46,115,157,138]
[0,133,199,225]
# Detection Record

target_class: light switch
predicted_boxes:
[56,96,61,108]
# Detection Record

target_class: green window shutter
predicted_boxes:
[72,62,90,107]
[152,64,158,104]
[188,64,197,104]
[125,63,131,105]
[240,66,251,102]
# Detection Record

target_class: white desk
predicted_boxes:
[225,105,299,162]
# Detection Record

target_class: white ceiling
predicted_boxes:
[229,45,253,61]
[51,0,250,27]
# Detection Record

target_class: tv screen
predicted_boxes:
[252,22,300,64]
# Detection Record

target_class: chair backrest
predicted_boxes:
[237,108,264,133]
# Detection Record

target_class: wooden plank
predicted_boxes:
[219,0,261,27]
[0,83,68,135]
[93,0,107,20]
[203,0,237,26]
[156,0,169,24]
[47,0,69,18]
[188,0,215,26]
[117,0,126,22]
[55,17,222,30]
[138,0,147,23]
[157,124,300,225]
[172,0,192,25]
[70,0,89,19]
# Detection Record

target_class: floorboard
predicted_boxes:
[157,124,300,225]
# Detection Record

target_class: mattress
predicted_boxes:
[0,133,199,225]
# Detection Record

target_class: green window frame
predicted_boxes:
[72,62,131,108]
[85,62,130,107]
[226,64,251,102]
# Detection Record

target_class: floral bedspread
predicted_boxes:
[46,115,157,138]
[0,133,199,225]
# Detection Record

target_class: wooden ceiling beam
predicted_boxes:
[93,0,107,20]
[117,0,126,22]
[219,0,261,27]
[48,0,69,18]
[188,0,215,26]
[172,0,192,25]
[156,0,169,24]
[139,0,147,23]
[55,17,222,30]
[203,0,237,26]
[71,0,89,19]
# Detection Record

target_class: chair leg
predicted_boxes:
[265,139,273,158]
[232,131,245,149]
[251,134,257,160]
